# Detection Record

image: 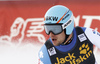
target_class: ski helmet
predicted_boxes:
[44,5,74,35]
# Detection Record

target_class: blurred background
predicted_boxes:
[0,0,100,64]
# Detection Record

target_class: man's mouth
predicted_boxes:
[52,38,57,41]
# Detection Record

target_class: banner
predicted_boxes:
[0,1,100,44]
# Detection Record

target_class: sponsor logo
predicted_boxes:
[64,20,72,28]
[78,33,87,42]
[45,16,58,21]
[55,43,92,64]
[48,47,56,56]
[79,43,90,54]
[62,14,69,21]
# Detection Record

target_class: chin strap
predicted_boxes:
[61,29,73,45]
[63,35,73,45]
[61,33,73,45]
[61,35,69,45]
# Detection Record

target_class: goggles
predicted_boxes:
[44,24,63,35]
[44,15,73,35]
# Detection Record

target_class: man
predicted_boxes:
[38,5,100,64]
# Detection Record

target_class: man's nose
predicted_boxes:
[49,32,55,36]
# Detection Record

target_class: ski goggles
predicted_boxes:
[44,24,63,35]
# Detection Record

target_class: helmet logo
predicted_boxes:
[64,20,71,27]
[62,14,69,21]
[56,11,68,24]
[45,16,58,21]
[62,14,74,29]
[62,20,72,29]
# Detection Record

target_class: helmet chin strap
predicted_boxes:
[61,29,73,45]
[61,29,69,45]
[61,35,69,45]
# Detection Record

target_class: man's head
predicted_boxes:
[44,5,74,46]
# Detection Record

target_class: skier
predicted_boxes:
[38,5,100,64]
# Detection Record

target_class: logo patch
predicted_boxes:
[79,43,90,54]
[48,47,56,56]
[78,33,87,42]
[45,16,58,21]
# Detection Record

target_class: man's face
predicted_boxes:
[49,30,66,46]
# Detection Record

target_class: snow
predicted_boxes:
[0,43,43,64]
[0,42,99,64]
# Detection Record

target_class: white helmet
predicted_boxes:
[44,5,74,35]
